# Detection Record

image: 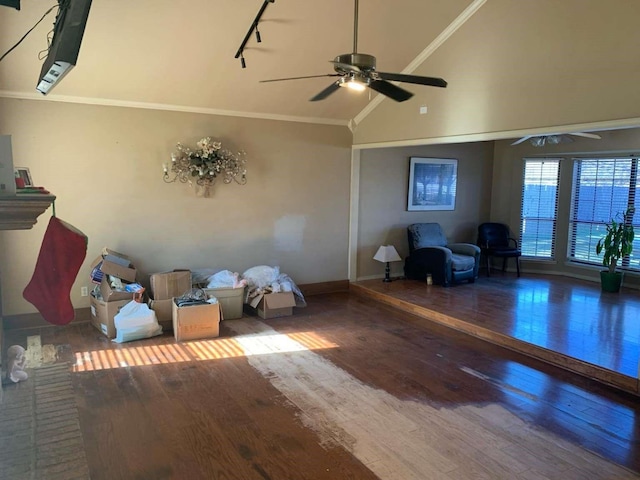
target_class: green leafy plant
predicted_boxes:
[595,207,635,273]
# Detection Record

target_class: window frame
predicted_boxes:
[520,158,561,260]
[568,157,639,271]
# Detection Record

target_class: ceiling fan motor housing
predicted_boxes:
[334,53,376,72]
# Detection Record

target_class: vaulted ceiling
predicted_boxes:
[2,0,640,141]
[0,0,474,123]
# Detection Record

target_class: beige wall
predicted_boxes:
[357,142,493,279]
[353,0,640,146]
[0,98,352,315]
[492,127,640,288]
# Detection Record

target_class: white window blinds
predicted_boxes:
[520,159,560,259]
[569,158,639,270]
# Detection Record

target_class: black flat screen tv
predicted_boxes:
[36,0,92,95]
[0,0,21,10]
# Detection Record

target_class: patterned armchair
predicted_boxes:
[404,223,480,287]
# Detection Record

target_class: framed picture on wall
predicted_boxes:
[407,157,457,211]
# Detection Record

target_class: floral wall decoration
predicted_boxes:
[163,136,247,196]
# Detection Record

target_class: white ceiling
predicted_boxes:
[0,0,475,124]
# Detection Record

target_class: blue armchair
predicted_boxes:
[404,223,480,286]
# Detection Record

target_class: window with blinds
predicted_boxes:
[569,158,639,270]
[520,159,560,259]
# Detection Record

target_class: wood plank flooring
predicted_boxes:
[2,291,640,479]
[352,274,640,394]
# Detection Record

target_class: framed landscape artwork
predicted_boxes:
[407,157,458,211]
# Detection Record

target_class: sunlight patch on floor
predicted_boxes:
[71,331,338,372]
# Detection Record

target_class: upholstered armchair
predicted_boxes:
[404,223,480,287]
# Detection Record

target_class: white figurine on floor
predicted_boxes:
[6,345,28,383]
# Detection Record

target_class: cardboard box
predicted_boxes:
[91,250,136,283]
[247,292,296,319]
[150,270,191,301]
[172,300,220,341]
[90,294,130,339]
[148,298,173,331]
[203,286,245,320]
[100,280,135,302]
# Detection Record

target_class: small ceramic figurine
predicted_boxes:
[5,345,28,383]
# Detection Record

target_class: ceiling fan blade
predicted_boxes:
[369,80,413,102]
[569,132,602,140]
[377,72,447,88]
[260,74,341,83]
[310,81,341,101]
[511,136,532,146]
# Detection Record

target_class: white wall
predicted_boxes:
[357,142,493,279]
[0,98,353,315]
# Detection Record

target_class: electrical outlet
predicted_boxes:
[81,286,88,297]
[419,105,428,114]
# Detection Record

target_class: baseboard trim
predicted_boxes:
[298,280,350,297]
[0,282,349,330]
[3,308,91,331]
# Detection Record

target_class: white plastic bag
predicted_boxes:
[242,265,280,289]
[112,301,162,343]
[206,270,247,289]
[113,323,162,344]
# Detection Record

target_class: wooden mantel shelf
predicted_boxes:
[0,194,56,230]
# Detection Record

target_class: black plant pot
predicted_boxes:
[600,270,623,293]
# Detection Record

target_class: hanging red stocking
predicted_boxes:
[23,216,88,325]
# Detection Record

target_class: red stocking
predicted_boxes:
[23,216,88,325]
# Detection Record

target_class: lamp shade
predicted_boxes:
[373,245,401,263]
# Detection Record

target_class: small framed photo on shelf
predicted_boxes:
[407,157,458,211]
[15,167,33,188]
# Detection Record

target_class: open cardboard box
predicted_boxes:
[91,249,136,283]
[246,291,296,319]
[90,248,137,301]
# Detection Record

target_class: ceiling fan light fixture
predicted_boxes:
[529,137,546,147]
[339,76,367,91]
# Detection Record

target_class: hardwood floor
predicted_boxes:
[352,274,640,394]
[2,290,640,479]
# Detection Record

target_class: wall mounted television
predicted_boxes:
[0,0,21,10]
[36,0,92,95]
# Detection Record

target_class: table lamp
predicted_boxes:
[373,245,402,282]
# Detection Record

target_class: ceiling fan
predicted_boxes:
[259,0,447,102]
[511,132,602,147]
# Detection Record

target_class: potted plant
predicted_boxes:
[595,207,635,292]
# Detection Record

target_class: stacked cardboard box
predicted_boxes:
[147,270,192,331]
[89,249,137,338]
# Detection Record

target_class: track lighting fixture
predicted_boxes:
[235,0,274,68]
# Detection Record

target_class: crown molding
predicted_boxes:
[351,0,488,130]
[0,90,350,127]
